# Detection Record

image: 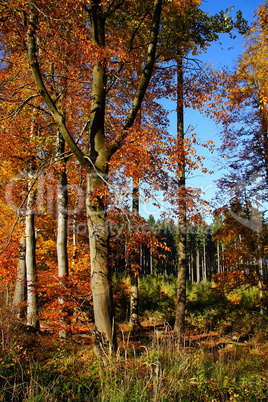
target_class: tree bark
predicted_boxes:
[129,179,140,329]
[25,171,38,328]
[87,172,116,353]
[202,241,207,281]
[174,53,187,340]
[57,132,68,278]
[86,2,116,354]
[56,130,69,338]
[12,228,26,319]
[216,240,221,273]
[196,246,200,283]
[260,100,268,185]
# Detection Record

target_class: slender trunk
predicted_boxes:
[56,131,69,338]
[57,133,68,277]
[26,171,38,328]
[196,246,200,283]
[190,249,194,282]
[72,214,77,262]
[12,228,26,318]
[217,241,221,273]
[150,246,153,275]
[174,53,187,340]
[87,3,116,354]
[256,234,264,314]
[129,179,140,329]
[222,243,225,271]
[258,257,264,315]
[202,242,207,281]
[259,100,268,184]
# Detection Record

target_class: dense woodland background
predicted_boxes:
[0,0,268,400]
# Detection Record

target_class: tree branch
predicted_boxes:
[0,94,39,122]
[123,0,162,130]
[26,6,89,168]
[110,0,163,155]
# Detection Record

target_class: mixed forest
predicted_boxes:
[0,0,268,400]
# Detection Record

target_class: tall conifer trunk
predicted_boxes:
[174,53,187,340]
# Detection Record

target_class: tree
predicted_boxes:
[190,2,267,196]
[188,2,268,310]
[0,0,166,352]
[213,199,267,313]
[160,3,248,339]
[0,0,250,346]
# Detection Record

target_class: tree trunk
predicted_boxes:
[259,100,268,184]
[72,214,77,262]
[196,246,200,283]
[129,179,140,329]
[202,242,207,281]
[217,240,221,273]
[258,257,264,315]
[87,172,116,354]
[56,131,69,338]
[25,171,38,328]
[12,229,26,318]
[87,3,116,354]
[256,234,264,315]
[174,53,187,340]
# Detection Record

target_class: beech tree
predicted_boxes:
[0,0,175,352]
[0,0,251,350]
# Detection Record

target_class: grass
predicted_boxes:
[1,332,267,401]
[1,278,268,401]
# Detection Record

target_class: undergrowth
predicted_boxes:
[1,277,268,401]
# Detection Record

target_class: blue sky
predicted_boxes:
[183,0,262,211]
[140,0,263,221]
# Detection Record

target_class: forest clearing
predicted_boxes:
[0,0,268,400]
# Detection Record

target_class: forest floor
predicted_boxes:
[1,315,268,401]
